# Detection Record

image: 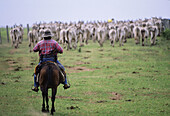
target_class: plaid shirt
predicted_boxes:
[33,39,63,56]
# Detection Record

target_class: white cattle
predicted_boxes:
[109,29,117,47]
[133,26,141,44]
[148,26,158,45]
[10,27,22,48]
[65,27,78,50]
[129,23,135,38]
[55,26,60,41]
[97,25,108,47]
[122,25,129,43]
[28,31,36,52]
[75,26,84,47]
[83,27,90,45]
[140,27,149,46]
[90,26,97,43]
[38,28,44,41]
[59,28,67,48]
[32,25,39,43]
[117,27,126,46]
[155,19,163,36]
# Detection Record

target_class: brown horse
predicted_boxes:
[39,62,64,115]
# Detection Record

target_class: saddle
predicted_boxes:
[34,61,65,83]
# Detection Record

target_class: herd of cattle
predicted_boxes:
[9,17,164,51]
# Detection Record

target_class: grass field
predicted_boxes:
[0,28,170,116]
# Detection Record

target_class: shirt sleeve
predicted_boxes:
[33,43,39,52]
[55,42,63,53]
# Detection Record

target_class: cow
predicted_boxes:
[65,27,78,50]
[38,28,44,41]
[133,26,141,45]
[109,28,117,47]
[59,28,67,48]
[90,26,97,43]
[10,27,22,48]
[148,26,158,45]
[97,25,108,47]
[140,27,149,46]
[117,27,126,46]
[28,31,36,52]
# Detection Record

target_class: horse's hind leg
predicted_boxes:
[51,88,57,115]
[42,91,46,112]
[46,89,49,112]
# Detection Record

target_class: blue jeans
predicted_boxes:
[34,58,68,87]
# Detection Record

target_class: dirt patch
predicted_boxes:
[115,72,126,75]
[109,92,122,100]
[140,87,150,90]
[24,66,33,70]
[97,100,107,103]
[141,92,170,97]
[8,61,17,64]
[85,92,97,95]
[28,95,73,99]
[66,66,96,73]
[84,56,90,59]
[9,49,17,54]
[12,76,21,79]
[76,61,84,65]
[14,80,19,82]
[1,82,6,85]
[132,71,139,74]
[71,98,83,101]
[76,61,91,65]
[113,57,121,60]
[5,59,13,62]
[106,76,115,78]
[98,49,104,51]
[85,50,91,53]
[6,59,17,66]
[67,106,80,110]
[122,48,129,51]
[125,99,132,102]
[14,66,22,71]
[55,96,72,99]
[8,66,23,71]
[30,63,35,65]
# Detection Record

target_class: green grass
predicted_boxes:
[0,28,170,116]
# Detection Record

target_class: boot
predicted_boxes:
[32,87,39,92]
[32,73,39,92]
[63,75,70,89]
[63,84,70,89]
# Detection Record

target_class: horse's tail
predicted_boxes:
[47,65,53,86]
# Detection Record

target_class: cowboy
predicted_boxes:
[32,29,70,92]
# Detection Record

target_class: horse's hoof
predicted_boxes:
[51,110,55,115]
[42,108,46,112]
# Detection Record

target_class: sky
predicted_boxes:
[0,0,170,27]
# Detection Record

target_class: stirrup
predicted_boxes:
[63,84,70,90]
[32,87,39,92]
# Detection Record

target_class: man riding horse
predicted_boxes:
[32,29,70,92]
